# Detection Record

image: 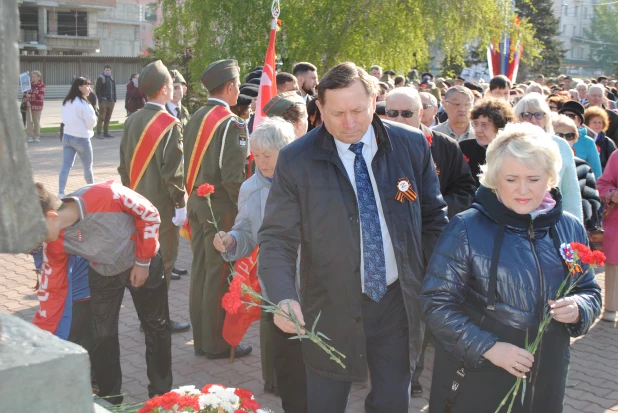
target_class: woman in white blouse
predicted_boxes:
[58,77,97,198]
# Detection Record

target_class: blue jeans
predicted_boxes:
[59,133,94,195]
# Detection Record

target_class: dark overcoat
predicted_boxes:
[258,115,448,381]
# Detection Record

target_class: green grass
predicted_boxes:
[39,121,124,133]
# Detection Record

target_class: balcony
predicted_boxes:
[45,34,100,53]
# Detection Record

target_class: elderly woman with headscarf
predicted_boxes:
[213,117,306,413]
[420,122,601,413]
[513,92,584,222]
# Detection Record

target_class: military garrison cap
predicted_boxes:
[248,78,261,85]
[239,83,259,98]
[201,59,240,92]
[264,91,305,117]
[170,69,186,85]
[139,60,170,96]
[235,94,253,106]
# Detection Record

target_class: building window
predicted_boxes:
[145,3,157,21]
[574,6,578,16]
[57,10,88,36]
[564,5,568,16]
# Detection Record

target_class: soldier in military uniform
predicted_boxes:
[165,69,191,280]
[183,59,252,359]
[118,60,190,333]
[166,70,191,128]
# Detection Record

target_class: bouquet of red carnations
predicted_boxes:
[138,384,271,413]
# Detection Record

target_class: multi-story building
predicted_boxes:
[552,0,604,77]
[18,0,149,57]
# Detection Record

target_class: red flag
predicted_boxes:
[247,3,279,176]
[222,247,261,347]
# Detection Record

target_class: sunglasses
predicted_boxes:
[386,109,415,118]
[422,103,434,109]
[520,111,545,121]
[556,132,576,141]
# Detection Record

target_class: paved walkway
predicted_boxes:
[1,134,617,412]
[32,99,127,128]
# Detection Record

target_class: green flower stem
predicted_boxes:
[204,196,347,369]
[496,261,592,413]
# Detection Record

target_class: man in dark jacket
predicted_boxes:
[385,87,475,218]
[258,62,448,413]
[95,64,117,138]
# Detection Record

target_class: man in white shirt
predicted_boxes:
[166,70,191,128]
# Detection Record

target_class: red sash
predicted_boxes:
[180,105,234,240]
[129,111,178,190]
[185,105,234,193]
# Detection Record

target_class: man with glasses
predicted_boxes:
[432,86,475,142]
[587,84,618,145]
[419,92,438,128]
[385,87,474,397]
[576,82,589,106]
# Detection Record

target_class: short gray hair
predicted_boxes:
[479,122,561,190]
[419,91,438,106]
[512,92,554,135]
[588,84,606,95]
[444,86,474,103]
[551,113,578,136]
[575,82,588,90]
[250,117,296,152]
[386,87,422,108]
[525,82,543,94]
[31,70,42,78]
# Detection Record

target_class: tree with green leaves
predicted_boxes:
[154,0,541,90]
[584,4,618,76]
[514,0,565,79]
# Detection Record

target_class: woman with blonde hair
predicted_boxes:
[421,122,601,412]
[514,92,583,221]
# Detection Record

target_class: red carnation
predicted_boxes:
[222,291,243,314]
[571,242,591,257]
[160,392,181,410]
[597,145,601,154]
[229,275,246,295]
[241,397,260,411]
[138,397,159,413]
[425,134,433,147]
[197,183,216,198]
[463,154,470,163]
[582,250,606,267]
[201,383,224,393]
[234,387,254,400]
[177,395,200,411]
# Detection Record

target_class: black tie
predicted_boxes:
[175,107,181,119]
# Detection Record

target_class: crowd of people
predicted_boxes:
[27,58,618,413]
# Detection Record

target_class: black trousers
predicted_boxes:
[306,281,411,413]
[88,254,172,404]
[268,313,308,413]
[68,299,96,378]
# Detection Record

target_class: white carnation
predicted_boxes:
[172,385,200,395]
[198,393,220,409]
[207,385,225,394]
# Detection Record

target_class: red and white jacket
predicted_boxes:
[23,81,46,111]
[33,181,160,334]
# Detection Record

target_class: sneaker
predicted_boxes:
[27,137,34,143]
[103,133,113,138]
[96,133,104,140]
[34,137,40,143]
[601,310,616,322]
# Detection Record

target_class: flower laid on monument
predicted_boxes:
[138,384,271,413]
[198,183,347,369]
[495,242,605,413]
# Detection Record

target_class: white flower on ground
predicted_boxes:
[198,393,220,409]
[171,385,201,395]
[207,385,225,394]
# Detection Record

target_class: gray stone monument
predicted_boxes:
[0,312,110,412]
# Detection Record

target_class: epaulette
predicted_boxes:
[232,116,246,128]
